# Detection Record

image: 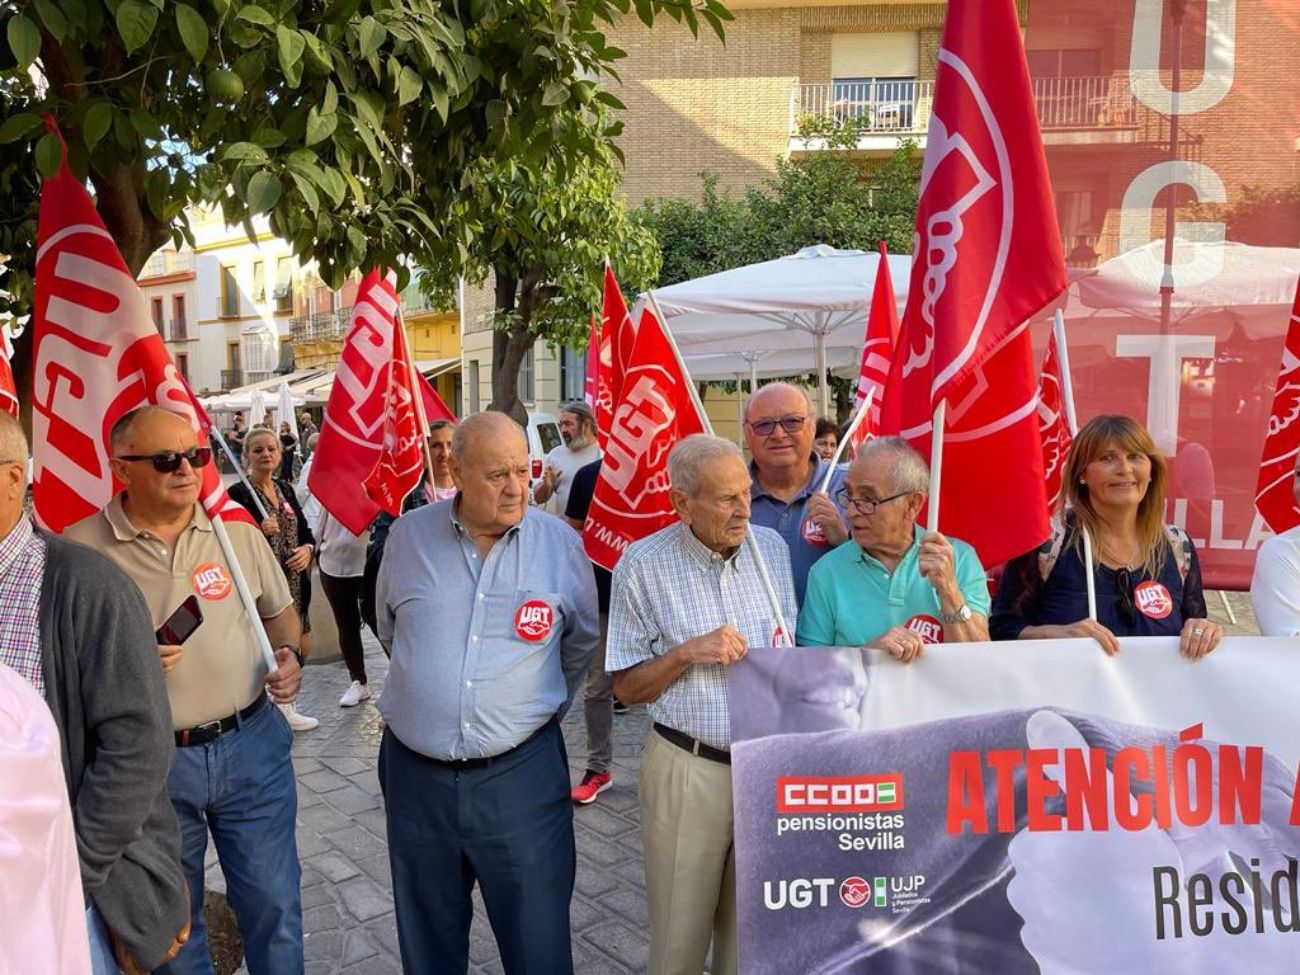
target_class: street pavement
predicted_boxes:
[206,590,1259,974]
[206,630,654,975]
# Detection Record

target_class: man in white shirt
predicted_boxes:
[1251,452,1300,635]
[532,401,601,515]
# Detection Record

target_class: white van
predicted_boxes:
[526,411,562,502]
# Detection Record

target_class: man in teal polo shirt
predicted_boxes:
[797,436,990,657]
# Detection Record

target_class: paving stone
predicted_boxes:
[322,781,383,816]
[322,824,387,861]
[320,755,371,776]
[582,919,651,971]
[337,876,394,922]
[302,903,343,936]
[304,849,361,884]
[298,767,354,794]
[297,801,354,835]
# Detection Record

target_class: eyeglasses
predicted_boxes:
[835,488,910,514]
[115,447,212,473]
[747,415,807,437]
[1115,567,1137,627]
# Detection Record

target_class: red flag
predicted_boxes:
[308,270,404,534]
[361,317,425,516]
[849,243,898,450]
[0,327,17,417]
[584,314,600,409]
[595,264,635,451]
[1037,325,1074,511]
[29,138,254,532]
[583,305,707,571]
[879,0,1059,567]
[415,370,457,425]
[1255,282,1300,533]
[898,0,1066,408]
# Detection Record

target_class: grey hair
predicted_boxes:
[559,400,596,433]
[854,435,929,495]
[109,405,189,453]
[668,435,744,497]
[743,382,814,421]
[0,410,29,464]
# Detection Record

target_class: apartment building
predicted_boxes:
[137,246,198,388]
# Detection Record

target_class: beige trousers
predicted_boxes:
[638,729,737,975]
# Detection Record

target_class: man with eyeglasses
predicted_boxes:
[66,405,307,975]
[0,410,189,974]
[743,383,849,605]
[797,436,990,658]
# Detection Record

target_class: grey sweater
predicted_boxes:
[38,531,189,970]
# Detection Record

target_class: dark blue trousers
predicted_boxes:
[379,720,576,975]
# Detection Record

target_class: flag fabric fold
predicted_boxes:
[0,327,17,417]
[584,314,600,409]
[415,370,457,425]
[1038,324,1074,511]
[29,145,253,531]
[583,304,707,571]
[361,315,425,517]
[849,243,898,451]
[1255,281,1300,534]
[594,264,636,451]
[308,270,405,535]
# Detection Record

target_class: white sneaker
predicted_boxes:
[280,703,319,732]
[339,681,371,708]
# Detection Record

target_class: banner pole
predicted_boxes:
[1082,523,1098,622]
[1053,309,1079,435]
[817,386,873,495]
[647,290,793,647]
[211,514,280,672]
[927,399,945,533]
[209,425,269,521]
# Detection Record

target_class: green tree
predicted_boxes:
[417,139,660,423]
[0,0,731,321]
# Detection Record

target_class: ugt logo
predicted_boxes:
[513,599,555,642]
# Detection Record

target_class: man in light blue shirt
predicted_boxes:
[376,411,599,975]
[797,436,990,658]
[744,383,850,605]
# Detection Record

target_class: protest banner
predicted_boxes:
[727,638,1300,974]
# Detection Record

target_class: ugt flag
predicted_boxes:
[584,314,600,409]
[1038,322,1074,511]
[309,270,405,535]
[29,133,253,532]
[416,370,457,425]
[880,0,1064,568]
[362,311,425,516]
[0,327,17,417]
[849,242,898,451]
[583,304,707,571]
[1255,279,1300,534]
[594,263,636,451]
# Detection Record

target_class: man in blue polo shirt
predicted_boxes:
[744,383,849,605]
[797,436,990,656]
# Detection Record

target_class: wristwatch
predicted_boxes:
[940,603,972,625]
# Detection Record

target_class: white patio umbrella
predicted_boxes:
[248,389,269,430]
[274,380,301,442]
[638,244,912,415]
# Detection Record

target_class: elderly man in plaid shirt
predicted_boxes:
[609,435,797,975]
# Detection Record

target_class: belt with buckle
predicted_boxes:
[175,693,268,747]
[654,723,730,765]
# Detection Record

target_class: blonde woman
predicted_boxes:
[990,414,1222,659]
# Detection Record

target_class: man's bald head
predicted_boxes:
[0,411,28,467]
[110,405,195,455]
[743,382,816,478]
[449,412,530,536]
[452,411,526,463]
[743,382,813,422]
[0,412,29,536]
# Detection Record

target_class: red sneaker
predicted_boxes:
[571,771,613,805]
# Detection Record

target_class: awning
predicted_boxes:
[414,357,461,379]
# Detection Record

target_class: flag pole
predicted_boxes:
[208,425,270,521]
[927,399,946,533]
[1052,309,1095,618]
[647,290,794,647]
[395,306,436,482]
[817,386,874,494]
[210,514,280,672]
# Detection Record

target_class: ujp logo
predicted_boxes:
[191,562,232,601]
[514,600,555,642]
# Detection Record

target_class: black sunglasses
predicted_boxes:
[1114,567,1137,628]
[747,414,807,437]
[116,447,212,473]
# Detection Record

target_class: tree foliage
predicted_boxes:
[417,137,660,422]
[0,0,731,321]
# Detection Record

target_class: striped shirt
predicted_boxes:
[0,518,45,696]
[607,522,797,750]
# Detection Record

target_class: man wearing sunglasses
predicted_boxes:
[743,383,850,605]
[797,437,990,659]
[66,406,307,974]
[0,410,188,973]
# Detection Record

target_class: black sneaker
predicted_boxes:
[613,698,630,715]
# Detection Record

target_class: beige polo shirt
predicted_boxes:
[65,495,293,729]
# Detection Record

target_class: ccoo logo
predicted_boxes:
[514,600,555,642]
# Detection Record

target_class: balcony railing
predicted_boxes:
[289,308,353,343]
[220,368,242,389]
[169,318,189,341]
[793,75,1139,138]
[139,250,195,279]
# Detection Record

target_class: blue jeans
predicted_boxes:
[156,697,303,975]
[87,905,121,974]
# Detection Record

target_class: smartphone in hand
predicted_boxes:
[156,594,204,645]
